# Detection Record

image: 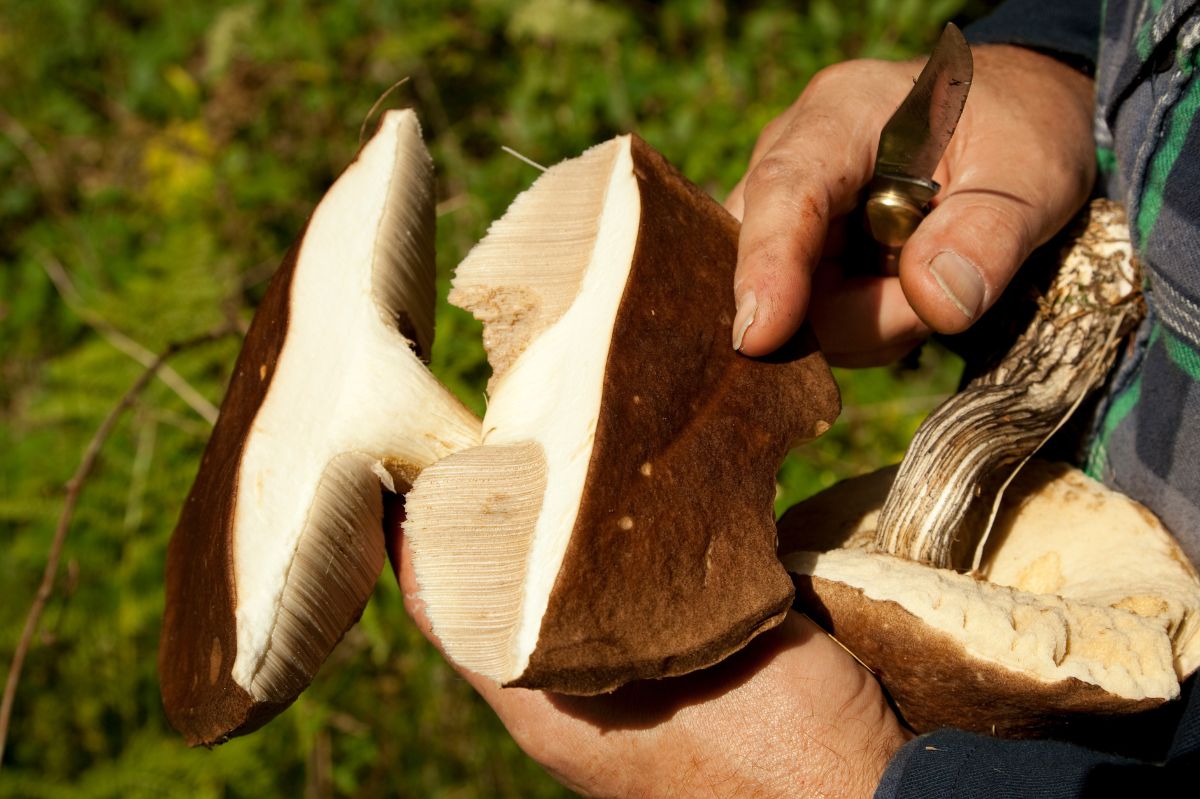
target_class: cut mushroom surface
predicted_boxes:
[159,110,481,746]
[780,460,1200,741]
[405,134,841,694]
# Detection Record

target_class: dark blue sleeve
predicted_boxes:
[964,0,1102,72]
[875,675,1200,798]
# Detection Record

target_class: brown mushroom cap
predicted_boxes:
[159,110,480,746]
[405,134,840,694]
[780,460,1200,744]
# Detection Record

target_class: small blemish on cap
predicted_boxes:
[209,636,222,685]
[259,364,267,380]
[618,515,634,531]
[639,462,653,477]
[632,395,642,405]
[813,420,831,436]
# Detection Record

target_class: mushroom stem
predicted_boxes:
[874,200,1144,570]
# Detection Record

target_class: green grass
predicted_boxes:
[0,1,982,795]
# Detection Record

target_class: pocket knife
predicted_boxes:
[865,23,973,274]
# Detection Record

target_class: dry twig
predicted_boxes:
[358,76,411,146]
[0,329,233,769]
[0,107,63,216]
[37,251,221,425]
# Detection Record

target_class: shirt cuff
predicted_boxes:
[964,0,1102,73]
[874,727,1157,799]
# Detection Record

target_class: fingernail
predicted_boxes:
[929,252,985,320]
[732,291,757,351]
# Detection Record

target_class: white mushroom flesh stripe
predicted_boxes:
[229,111,479,697]
[487,137,639,678]
[408,135,643,676]
[409,137,639,681]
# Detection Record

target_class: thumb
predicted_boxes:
[897,188,1071,334]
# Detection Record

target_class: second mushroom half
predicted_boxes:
[404,134,841,694]
[781,201,1200,752]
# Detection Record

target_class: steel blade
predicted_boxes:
[874,23,973,182]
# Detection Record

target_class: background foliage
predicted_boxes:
[1,1,988,795]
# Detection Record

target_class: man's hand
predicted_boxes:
[390,518,911,798]
[726,45,1095,366]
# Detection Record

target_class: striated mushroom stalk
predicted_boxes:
[874,199,1145,570]
[159,111,481,747]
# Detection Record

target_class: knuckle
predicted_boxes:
[974,201,1036,250]
[803,59,885,98]
[745,156,799,197]
[748,154,801,190]
[805,60,857,93]
[744,159,830,225]
[741,231,793,278]
[939,194,1034,248]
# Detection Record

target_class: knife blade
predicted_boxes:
[865,23,973,274]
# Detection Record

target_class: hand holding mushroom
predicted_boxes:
[391,529,910,799]
[159,38,1200,797]
[157,108,907,794]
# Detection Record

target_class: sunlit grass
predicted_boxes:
[0,1,986,795]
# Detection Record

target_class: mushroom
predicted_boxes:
[781,461,1200,749]
[403,134,841,694]
[781,201,1200,750]
[159,110,481,746]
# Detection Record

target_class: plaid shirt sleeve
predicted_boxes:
[1085,0,1200,571]
[876,2,1200,796]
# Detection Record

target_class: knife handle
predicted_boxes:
[864,174,939,276]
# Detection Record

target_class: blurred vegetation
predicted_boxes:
[1,1,989,796]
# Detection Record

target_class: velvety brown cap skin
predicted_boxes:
[512,137,841,694]
[158,240,299,747]
[795,576,1182,758]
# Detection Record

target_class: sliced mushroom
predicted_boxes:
[777,200,1199,750]
[781,461,1200,749]
[159,110,481,746]
[404,134,840,694]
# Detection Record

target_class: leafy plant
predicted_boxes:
[1,1,987,795]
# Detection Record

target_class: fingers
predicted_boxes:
[732,123,875,355]
[731,65,901,356]
[896,174,1084,335]
[806,271,930,367]
[730,46,1095,361]
[896,45,1095,335]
